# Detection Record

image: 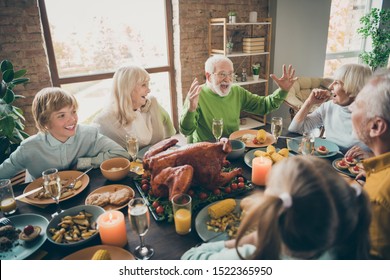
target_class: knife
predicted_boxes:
[15,186,44,200]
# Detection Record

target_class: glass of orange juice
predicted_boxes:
[0,179,17,215]
[171,193,192,235]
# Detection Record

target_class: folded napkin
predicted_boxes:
[130,161,144,175]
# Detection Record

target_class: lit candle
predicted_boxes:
[252,156,272,186]
[97,210,128,247]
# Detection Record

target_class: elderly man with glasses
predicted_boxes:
[180,55,297,143]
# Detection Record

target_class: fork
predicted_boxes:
[65,167,93,190]
[196,223,234,247]
[0,217,13,227]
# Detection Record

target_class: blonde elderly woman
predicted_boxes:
[288,64,372,154]
[94,65,176,149]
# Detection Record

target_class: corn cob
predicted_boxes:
[208,199,236,219]
[266,145,276,154]
[256,129,267,143]
[278,148,289,157]
[91,249,112,260]
[270,152,284,163]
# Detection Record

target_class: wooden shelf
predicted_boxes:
[208,17,272,124]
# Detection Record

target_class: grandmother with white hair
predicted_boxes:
[180,55,297,143]
[288,63,372,154]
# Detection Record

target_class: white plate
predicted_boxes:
[195,199,241,242]
[85,184,135,211]
[0,214,48,260]
[287,137,340,158]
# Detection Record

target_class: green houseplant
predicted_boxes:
[252,63,260,80]
[228,11,237,23]
[357,8,390,70]
[0,59,30,164]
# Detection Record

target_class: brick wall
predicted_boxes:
[0,0,268,136]
[0,0,51,135]
[173,0,268,107]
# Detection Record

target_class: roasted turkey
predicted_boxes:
[143,138,242,200]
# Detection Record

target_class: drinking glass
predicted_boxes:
[171,194,192,235]
[42,168,63,217]
[212,118,223,142]
[126,134,139,162]
[271,117,283,144]
[0,179,17,215]
[128,197,154,260]
[301,132,315,155]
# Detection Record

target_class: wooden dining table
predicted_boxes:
[5,125,342,260]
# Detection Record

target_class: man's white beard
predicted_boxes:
[207,76,232,97]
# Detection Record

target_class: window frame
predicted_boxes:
[38,0,178,128]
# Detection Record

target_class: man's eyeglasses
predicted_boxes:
[213,72,235,79]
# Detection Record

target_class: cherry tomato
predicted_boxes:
[141,179,149,185]
[319,145,326,151]
[199,192,208,200]
[253,138,259,144]
[23,225,34,235]
[225,186,232,194]
[237,177,245,183]
[346,156,354,163]
[353,166,360,171]
[231,183,238,190]
[141,184,149,192]
[238,182,245,189]
[152,201,160,209]
[156,205,164,215]
[213,189,221,195]
[187,189,195,197]
[339,160,347,166]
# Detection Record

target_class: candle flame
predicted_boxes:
[108,212,113,222]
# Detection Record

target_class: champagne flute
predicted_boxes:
[42,168,63,217]
[128,197,154,260]
[126,133,139,162]
[271,117,283,144]
[301,131,315,155]
[212,118,223,142]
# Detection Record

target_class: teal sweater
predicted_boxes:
[179,85,288,143]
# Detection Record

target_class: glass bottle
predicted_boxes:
[241,68,247,82]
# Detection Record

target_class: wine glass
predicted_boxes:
[128,197,154,260]
[42,168,63,217]
[212,118,223,142]
[126,133,139,162]
[271,117,283,144]
[301,131,315,155]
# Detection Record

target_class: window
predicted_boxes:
[39,0,176,125]
[324,0,383,76]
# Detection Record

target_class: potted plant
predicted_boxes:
[228,11,237,23]
[252,63,261,80]
[0,60,30,164]
[357,8,390,70]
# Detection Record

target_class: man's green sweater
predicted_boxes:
[180,84,287,143]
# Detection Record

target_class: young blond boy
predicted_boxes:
[0,87,129,181]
